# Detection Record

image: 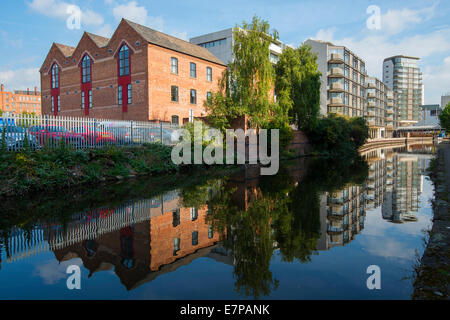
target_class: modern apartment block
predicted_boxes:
[442,94,450,108]
[40,19,226,124]
[383,56,423,127]
[189,28,287,65]
[305,39,367,117]
[0,84,42,115]
[365,77,387,139]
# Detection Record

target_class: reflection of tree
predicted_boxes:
[274,179,321,263]
[207,188,279,299]
[201,156,368,298]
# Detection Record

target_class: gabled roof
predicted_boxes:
[123,19,226,66]
[54,43,76,57]
[85,32,110,48]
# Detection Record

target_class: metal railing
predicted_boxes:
[0,113,181,152]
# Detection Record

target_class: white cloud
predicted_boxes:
[380,6,434,35]
[0,68,40,91]
[112,0,164,31]
[313,27,336,42]
[33,258,82,285]
[95,23,114,38]
[423,56,450,104]
[28,0,104,26]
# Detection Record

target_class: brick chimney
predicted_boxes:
[0,84,3,92]
[34,87,38,95]
[27,88,30,95]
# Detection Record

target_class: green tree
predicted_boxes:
[275,44,322,131]
[440,103,450,133]
[205,16,281,131]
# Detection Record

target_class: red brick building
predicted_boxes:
[0,84,42,115]
[40,19,226,124]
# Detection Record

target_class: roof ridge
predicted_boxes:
[84,32,110,47]
[123,19,226,66]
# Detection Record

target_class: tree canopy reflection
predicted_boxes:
[197,156,368,298]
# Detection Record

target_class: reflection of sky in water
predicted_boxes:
[0,158,435,300]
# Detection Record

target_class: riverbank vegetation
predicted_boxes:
[0,142,180,197]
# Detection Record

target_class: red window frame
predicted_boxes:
[117,43,132,113]
[80,54,93,116]
[50,63,60,116]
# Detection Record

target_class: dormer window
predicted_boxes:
[118,44,130,76]
[81,55,91,83]
[51,64,59,89]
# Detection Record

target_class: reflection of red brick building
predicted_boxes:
[52,202,221,290]
[40,19,226,124]
[150,206,217,271]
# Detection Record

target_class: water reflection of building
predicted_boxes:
[318,185,366,250]
[362,146,432,224]
[365,148,387,209]
[0,190,223,290]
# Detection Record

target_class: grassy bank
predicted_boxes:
[0,142,181,197]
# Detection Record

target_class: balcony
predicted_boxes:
[367,92,376,98]
[328,225,344,234]
[367,83,376,89]
[329,53,344,63]
[386,124,394,130]
[368,101,376,107]
[330,82,343,91]
[329,68,344,77]
[329,97,343,105]
[367,120,376,126]
[386,115,394,121]
[368,111,375,117]
[386,108,394,114]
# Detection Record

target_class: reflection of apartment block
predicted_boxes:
[364,149,387,209]
[305,39,367,117]
[384,150,397,192]
[384,156,421,223]
[318,185,366,250]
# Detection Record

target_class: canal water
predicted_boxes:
[0,145,435,299]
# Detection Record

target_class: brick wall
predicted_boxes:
[147,44,224,124]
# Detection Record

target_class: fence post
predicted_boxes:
[94,119,97,148]
[131,120,134,145]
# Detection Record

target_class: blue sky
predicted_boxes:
[0,0,449,104]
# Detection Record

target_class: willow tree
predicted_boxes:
[275,44,322,132]
[205,16,282,131]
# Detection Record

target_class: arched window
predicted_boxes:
[81,55,91,83]
[118,44,130,76]
[51,64,59,89]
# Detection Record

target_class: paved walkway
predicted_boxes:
[413,142,450,300]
